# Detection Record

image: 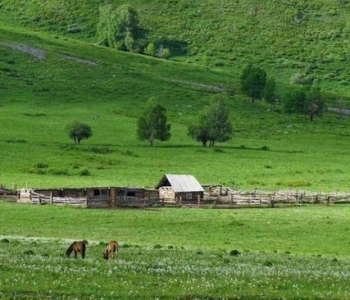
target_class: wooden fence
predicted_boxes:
[16,188,350,209]
[199,189,350,208]
[26,191,165,208]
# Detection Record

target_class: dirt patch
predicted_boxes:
[60,54,98,66]
[0,42,46,60]
[0,42,99,65]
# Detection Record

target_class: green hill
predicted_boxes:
[0,1,350,191]
[2,0,350,96]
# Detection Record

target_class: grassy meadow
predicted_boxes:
[1,1,350,299]
[0,25,349,192]
[1,201,350,299]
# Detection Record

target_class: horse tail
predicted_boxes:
[81,242,86,259]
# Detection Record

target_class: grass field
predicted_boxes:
[1,201,350,299]
[0,25,350,192]
[1,2,350,299]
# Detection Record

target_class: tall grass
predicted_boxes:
[1,202,350,298]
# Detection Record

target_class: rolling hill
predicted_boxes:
[0,1,350,192]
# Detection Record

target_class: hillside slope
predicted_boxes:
[1,4,350,191]
[1,0,350,98]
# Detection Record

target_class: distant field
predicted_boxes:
[1,201,350,299]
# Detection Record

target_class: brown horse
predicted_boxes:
[66,241,86,259]
[103,240,118,260]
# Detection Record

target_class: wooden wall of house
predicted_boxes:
[17,187,161,208]
[175,191,203,202]
[159,187,175,201]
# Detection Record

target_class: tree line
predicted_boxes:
[66,96,232,147]
[66,64,326,147]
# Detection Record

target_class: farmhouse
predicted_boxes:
[156,174,204,203]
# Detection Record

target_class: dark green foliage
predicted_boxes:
[188,96,233,147]
[80,169,90,176]
[66,121,92,145]
[229,249,241,256]
[263,261,273,267]
[283,87,325,121]
[23,249,35,256]
[263,78,277,105]
[34,162,49,169]
[241,64,267,103]
[1,238,9,243]
[306,87,326,121]
[96,4,140,51]
[283,89,307,115]
[137,97,171,147]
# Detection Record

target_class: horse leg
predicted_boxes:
[74,251,77,259]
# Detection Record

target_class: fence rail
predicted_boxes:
[17,189,350,209]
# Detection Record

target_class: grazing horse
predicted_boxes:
[103,240,118,260]
[66,241,86,259]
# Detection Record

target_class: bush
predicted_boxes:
[23,250,35,256]
[34,162,48,169]
[80,169,90,176]
[229,249,241,256]
[290,73,314,85]
[263,261,273,267]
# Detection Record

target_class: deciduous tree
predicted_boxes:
[66,121,92,145]
[240,64,267,103]
[137,97,171,146]
[282,87,325,121]
[188,97,233,147]
[96,4,140,51]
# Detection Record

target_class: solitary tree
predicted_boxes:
[137,97,171,146]
[240,64,267,103]
[96,4,140,51]
[188,97,233,147]
[66,121,92,145]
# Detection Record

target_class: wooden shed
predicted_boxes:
[156,174,204,203]
[17,186,160,208]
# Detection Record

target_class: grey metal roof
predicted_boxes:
[156,174,204,192]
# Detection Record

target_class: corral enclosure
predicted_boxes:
[16,186,350,209]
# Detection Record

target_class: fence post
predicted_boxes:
[50,192,53,205]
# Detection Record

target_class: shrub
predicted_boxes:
[229,249,241,256]
[80,169,90,176]
[290,72,314,85]
[1,238,9,243]
[23,250,35,256]
[263,261,273,267]
[154,244,162,249]
[34,162,48,169]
